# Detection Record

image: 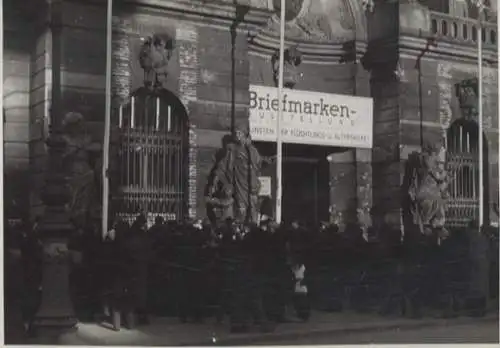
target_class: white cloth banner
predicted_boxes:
[249,85,373,149]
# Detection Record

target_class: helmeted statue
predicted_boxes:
[61,112,101,231]
[402,141,451,241]
[205,128,274,225]
[138,33,175,88]
[272,45,302,89]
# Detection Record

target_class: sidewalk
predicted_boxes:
[51,310,498,346]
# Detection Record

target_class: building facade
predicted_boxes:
[4,0,499,229]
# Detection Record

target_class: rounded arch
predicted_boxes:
[446,118,489,227]
[129,86,189,131]
[112,87,190,225]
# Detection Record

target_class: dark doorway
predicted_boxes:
[282,157,330,225]
[255,142,341,225]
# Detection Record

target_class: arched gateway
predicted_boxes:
[446,118,489,227]
[112,87,189,225]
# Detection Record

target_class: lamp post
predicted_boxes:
[275,0,286,224]
[33,1,77,331]
[476,1,484,229]
[102,0,113,237]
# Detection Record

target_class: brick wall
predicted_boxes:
[434,61,499,225]
[397,56,499,226]
[194,25,251,217]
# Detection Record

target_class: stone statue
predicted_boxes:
[449,0,469,18]
[455,78,478,119]
[272,45,302,89]
[205,128,275,224]
[61,112,101,231]
[138,33,175,88]
[402,141,451,241]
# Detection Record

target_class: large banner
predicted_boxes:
[249,85,373,149]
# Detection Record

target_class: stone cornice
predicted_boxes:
[399,35,498,65]
[249,38,367,65]
[121,0,271,27]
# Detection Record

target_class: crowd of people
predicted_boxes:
[10,214,499,336]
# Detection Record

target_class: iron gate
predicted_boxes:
[113,88,188,225]
[446,120,480,227]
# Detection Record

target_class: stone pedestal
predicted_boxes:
[33,133,77,331]
[34,239,77,329]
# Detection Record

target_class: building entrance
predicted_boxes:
[256,142,332,225]
[282,157,330,225]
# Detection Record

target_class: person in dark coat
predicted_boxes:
[99,219,129,330]
[122,214,151,328]
[147,216,166,315]
[230,222,274,333]
[176,221,206,323]
[214,218,238,323]
[263,220,293,323]
[20,217,43,335]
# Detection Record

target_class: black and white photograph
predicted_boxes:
[2,0,499,345]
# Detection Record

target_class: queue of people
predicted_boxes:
[90,215,312,333]
[9,213,499,336]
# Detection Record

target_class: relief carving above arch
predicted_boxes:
[259,0,367,44]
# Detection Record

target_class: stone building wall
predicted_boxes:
[4,25,32,221]
[3,0,48,221]
[3,0,498,228]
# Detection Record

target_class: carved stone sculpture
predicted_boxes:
[138,33,175,89]
[272,45,302,89]
[455,78,478,120]
[205,129,275,224]
[61,112,101,231]
[402,141,450,241]
[272,0,305,21]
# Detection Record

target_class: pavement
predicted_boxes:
[10,310,496,346]
[260,319,500,345]
[4,247,499,346]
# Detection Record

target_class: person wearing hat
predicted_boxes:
[121,214,151,328]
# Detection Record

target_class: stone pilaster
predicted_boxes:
[112,17,132,106]
[177,26,199,219]
[355,148,373,229]
[354,58,373,229]
[328,150,357,230]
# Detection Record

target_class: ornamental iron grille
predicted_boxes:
[113,87,189,225]
[446,119,487,227]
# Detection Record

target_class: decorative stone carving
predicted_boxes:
[402,141,451,241]
[271,45,302,88]
[205,129,275,224]
[450,0,469,18]
[438,62,497,134]
[262,0,356,43]
[176,26,199,219]
[139,33,175,88]
[272,0,305,21]
[61,112,101,231]
[455,78,478,120]
[34,121,77,330]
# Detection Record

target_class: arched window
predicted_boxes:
[446,119,488,227]
[113,87,189,224]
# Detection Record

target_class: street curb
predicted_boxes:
[55,314,498,346]
[197,315,499,346]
